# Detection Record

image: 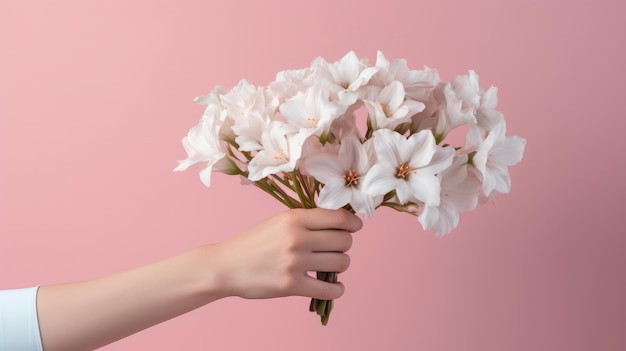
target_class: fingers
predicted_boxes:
[295,208,363,232]
[295,276,346,300]
[303,252,351,273]
[299,230,353,253]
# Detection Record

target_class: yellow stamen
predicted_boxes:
[380,102,391,117]
[306,117,318,128]
[273,149,287,162]
[343,169,359,187]
[397,162,412,178]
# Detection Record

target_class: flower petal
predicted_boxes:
[350,189,376,219]
[419,146,454,176]
[407,174,441,206]
[490,136,526,166]
[363,163,399,197]
[373,129,405,165]
[404,130,436,168]
[337,51,360,85]
[318,182,352,210]
[304,153,345,185]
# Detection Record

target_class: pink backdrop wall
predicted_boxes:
[1,0,624,350]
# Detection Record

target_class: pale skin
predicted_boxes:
[36,208,362,351]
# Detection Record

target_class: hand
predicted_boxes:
[208,208,363,300]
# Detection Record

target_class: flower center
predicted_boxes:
[343,169,359,187]
[273,148,288,163]
[342,83,349,89]
[306,116,318,128]
[380,102,392,117]
[396,162,412,179]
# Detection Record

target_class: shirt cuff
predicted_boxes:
[0,286,44,351]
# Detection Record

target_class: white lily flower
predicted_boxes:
[247,121,302,181]
[279,81,346,138]
[312,51,378,105]
[476,86,504,131]
[418,155,481,236]
[232,112,270,152]
[193,86,235,141]
[432,82,477,139]
[220,80,274,151]
[267,67,315,103]
[303,135,381,218]
[363,80,425,130]
[451,70,481,109]
[174,104,231,187]
[467,121,526,196]
[365,129,454,206]
[328,106,362,142]
[371,51,440,101]
[194,85,227,106]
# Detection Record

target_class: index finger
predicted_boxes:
[298,208,363,232]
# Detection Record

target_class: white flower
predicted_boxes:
[363,80,425,130]
[220,79,265,119]
[371,51,440,101]
[174,104,231,187]
[231,111,270,152]
[194,85,227,106]
[303,135,381,218]
[267,67,315,103]
[327,106,362,141]
[431,82,477,139]
[247,121,302,181]
[220,80,275,151]
[194,86,235,141]
[418,155,481,236]
[467,121,526,196]
[312,51,377,105]
[451,70,481,109]
[476,86,504,131]
[279,81,346,139]
[365,129,454,205]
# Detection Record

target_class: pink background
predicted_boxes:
[1,0,624,350]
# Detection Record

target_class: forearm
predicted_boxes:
[36,245,224,351]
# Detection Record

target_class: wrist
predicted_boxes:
[183,244,233,302]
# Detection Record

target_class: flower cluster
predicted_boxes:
[175,51,526,325]
[175,51,526,237]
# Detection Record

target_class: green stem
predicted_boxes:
[365,116,373,140]
[297,171,315,205]
[255,178,301,209]
[291,171,313,208]
[378,202,420,216]
[271,174,292,189]
[267,178,301,208]
[254,181,293,208]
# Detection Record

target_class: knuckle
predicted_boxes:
[281,209,301,226]
[281,250,300,272]
[283,232,304,252]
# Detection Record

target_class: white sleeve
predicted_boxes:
[0,286,44,351]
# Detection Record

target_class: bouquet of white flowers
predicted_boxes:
[175,51,526,325]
